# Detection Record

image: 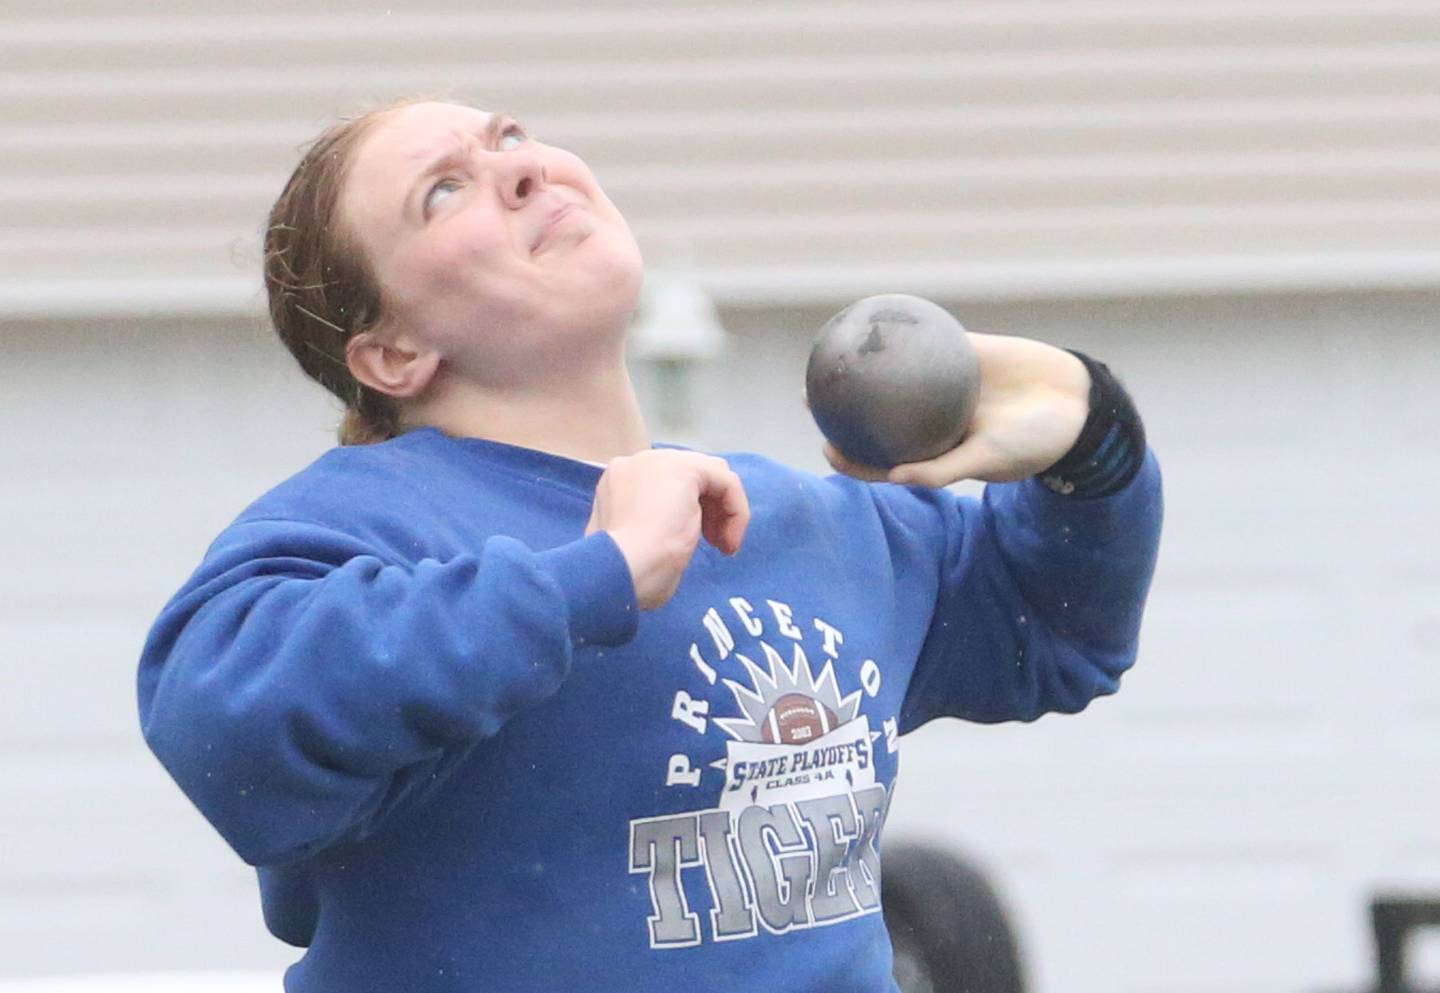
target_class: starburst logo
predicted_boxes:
[715,642,863,745]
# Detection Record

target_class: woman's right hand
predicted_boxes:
[585,450,750,610]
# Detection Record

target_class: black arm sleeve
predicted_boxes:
[1036,349,1148,500]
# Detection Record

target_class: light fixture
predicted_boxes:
[629,274,729,432]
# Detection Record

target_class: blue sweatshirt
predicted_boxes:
[137,426,1162,992]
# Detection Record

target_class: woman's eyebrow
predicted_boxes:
[405,113,514,218]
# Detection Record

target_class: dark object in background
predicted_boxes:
[1373,895,1440,993]
[883,841,1027,993]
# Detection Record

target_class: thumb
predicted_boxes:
[694,462,750,554]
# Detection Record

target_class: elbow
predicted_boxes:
[1060,642,1133,711]
[1020,636,1133,720]
[140,692,383,868]
[232,826,340,870]
[1049,664,1125,717]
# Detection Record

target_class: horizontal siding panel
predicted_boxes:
[893,732,1440,859]
[8,151,1440,228]
[622,200,1440,259]
[4,201,1438,280]
[5,45,1439,112]
[0,614,154,746]
[11,97,1440,175]
[2,4,1438,48]
[3,3,1439,59]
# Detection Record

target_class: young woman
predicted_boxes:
[137,99,1163,992]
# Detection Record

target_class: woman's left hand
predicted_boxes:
[820,332,1091,487]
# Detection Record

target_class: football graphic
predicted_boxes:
[762,693,839,745]
[715,643,865,747]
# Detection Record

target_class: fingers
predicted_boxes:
[819,434,998,488]
[699,478,749,555]
[700,491,745,554]
[888,434,999,487]
[590,450,752,609]
[677,452,750,555]
[821,442,890,483]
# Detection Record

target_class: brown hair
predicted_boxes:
[263,102,410,446]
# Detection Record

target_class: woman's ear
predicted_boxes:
[345,328,442,400]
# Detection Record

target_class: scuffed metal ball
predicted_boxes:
[805,294,981,469]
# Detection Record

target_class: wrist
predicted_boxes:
[1036,350,1147,499]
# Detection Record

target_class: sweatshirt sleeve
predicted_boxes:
[136,516,638,867]
[879,449,1163,732]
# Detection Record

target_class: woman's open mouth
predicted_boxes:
[531,204,581,254]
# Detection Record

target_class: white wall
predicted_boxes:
[1,317,341,976]
[3,290,1437,991]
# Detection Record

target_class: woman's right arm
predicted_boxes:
[137,517,638,868]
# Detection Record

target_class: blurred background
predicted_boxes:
[2,1,1439,991]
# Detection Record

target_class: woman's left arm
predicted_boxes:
[826,333,1164,729]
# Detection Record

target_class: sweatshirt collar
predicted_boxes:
[396,426,688,494]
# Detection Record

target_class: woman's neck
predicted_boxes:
[407,359,652,466]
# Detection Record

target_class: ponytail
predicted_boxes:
[338,395,402,446]
[263,99,422,449]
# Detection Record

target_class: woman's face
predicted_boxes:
[340,101,645,389]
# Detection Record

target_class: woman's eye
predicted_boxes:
[425,179,461,215]
[498,126,528,151]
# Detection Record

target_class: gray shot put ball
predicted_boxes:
[805,294,981,469]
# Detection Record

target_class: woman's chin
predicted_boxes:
[588,240,646,312]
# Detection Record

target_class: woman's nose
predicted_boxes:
[499,152,547,208]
